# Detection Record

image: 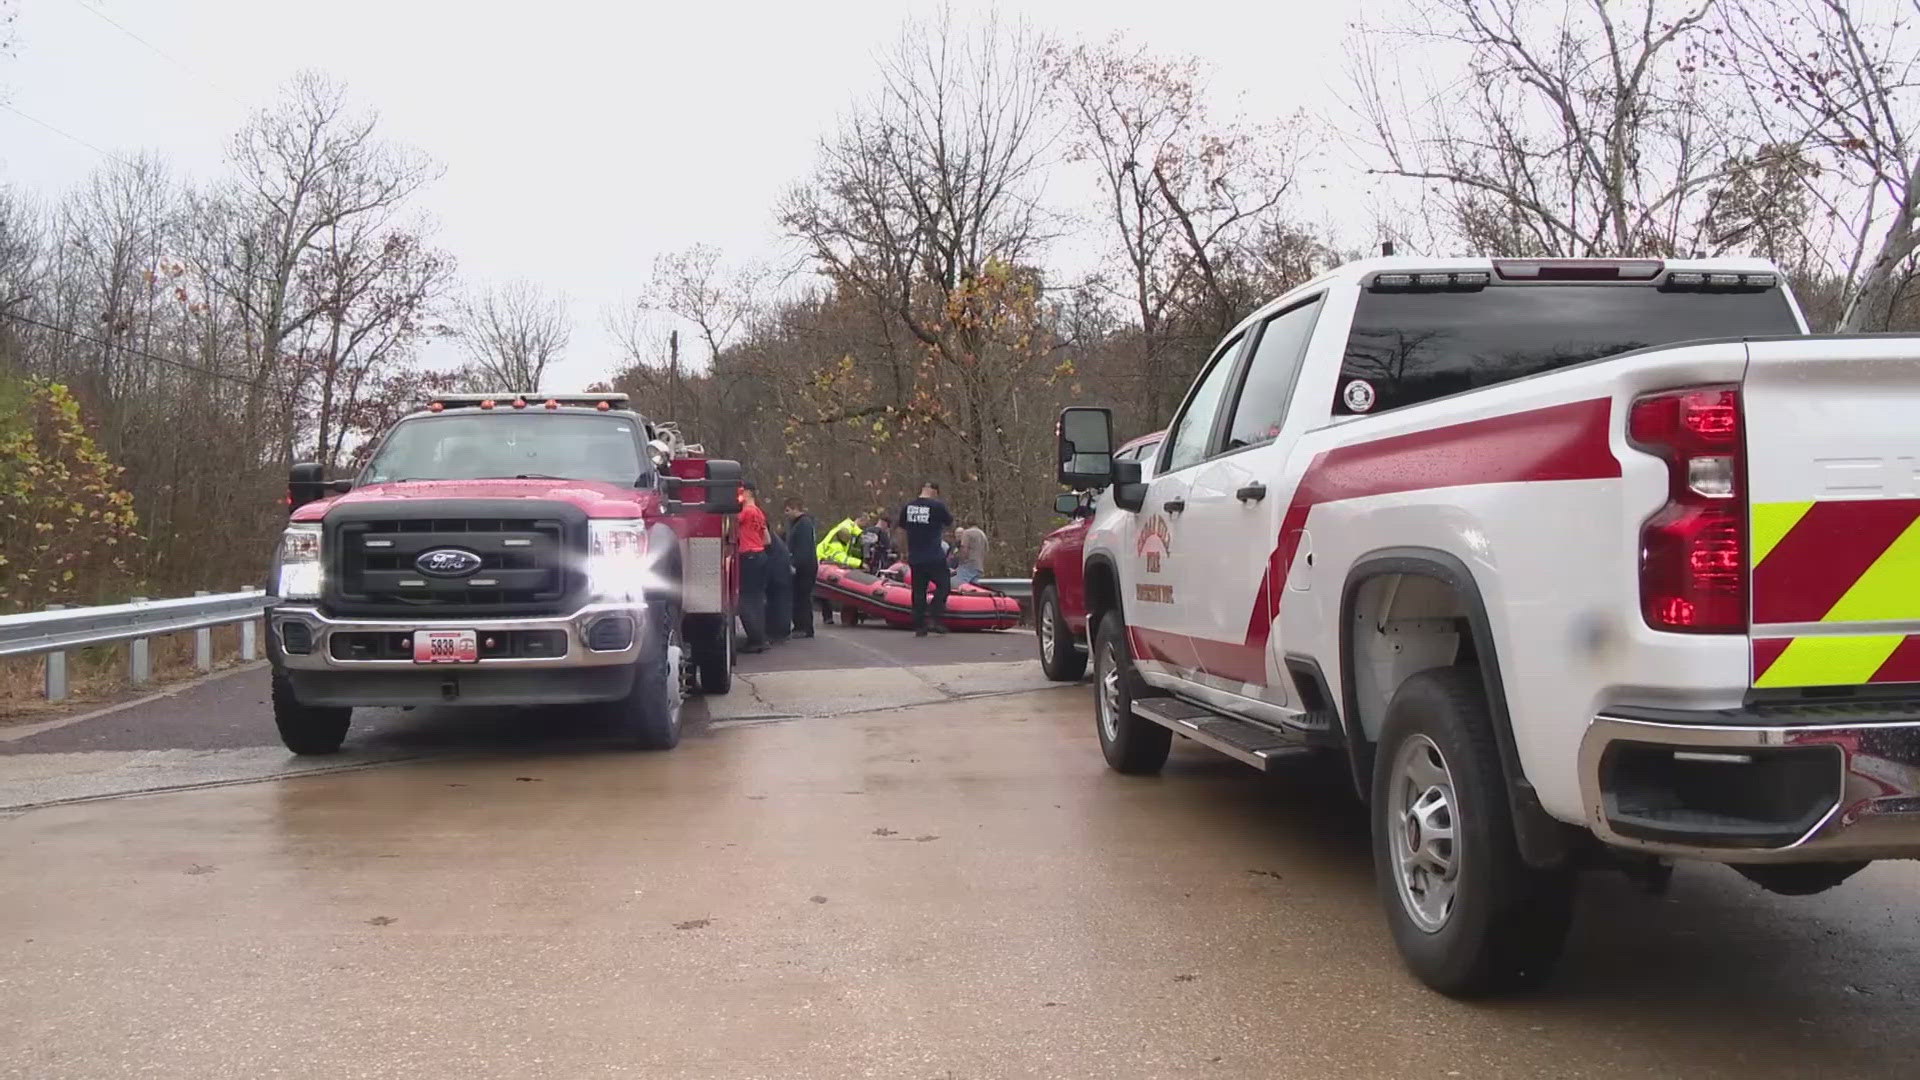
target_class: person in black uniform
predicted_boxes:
[897,482,954,636]
[784,498,818,638]
[765,525,794,643]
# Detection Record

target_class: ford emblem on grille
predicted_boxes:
[415,548,483,578]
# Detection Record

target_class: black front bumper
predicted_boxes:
[284,663,636,708]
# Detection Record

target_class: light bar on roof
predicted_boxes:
[1661,270,1778,292]
[424,392,631,411]
[1368,270,1490,292]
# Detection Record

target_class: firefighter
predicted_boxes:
[816,512,869,568]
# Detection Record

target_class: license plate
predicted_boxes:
[412,629,478,663]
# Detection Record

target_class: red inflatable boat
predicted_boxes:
[814,562,1020,631]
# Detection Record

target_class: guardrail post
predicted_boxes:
[43,604,68,702]
[193,590,213,672]
[241,596,259,663]
[128,596,151,687]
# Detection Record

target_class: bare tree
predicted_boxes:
[0,185,39,314]
[188,71,438,438]
[779,11,1062,540]
[294,221,455,467]
[606,243,766,421]
[1051,38,1317,415]
[454,280,570,391]
[1715,0,1920,331]
[1352,0,1737,257]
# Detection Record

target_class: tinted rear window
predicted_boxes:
[1336,285,1801,415]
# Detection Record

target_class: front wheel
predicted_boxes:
[1037,585,1088,682]
[271,669,351,755]
[606,601,685,750]
[686,613,733,694]
[1092,611,1171,774]
[1371,666,1575,997]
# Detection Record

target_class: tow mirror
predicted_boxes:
[1112,460,1147,513]
[1056,407,1115,488]
[288,462,326,513]
[1052,493,1081,517]
[668,458,744,515]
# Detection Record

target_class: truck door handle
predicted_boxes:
[1235,483,1268,503]
[1163,498,1185,514]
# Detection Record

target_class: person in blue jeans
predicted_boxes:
[897,481,954,637]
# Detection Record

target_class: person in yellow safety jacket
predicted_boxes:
[817,513,870,568]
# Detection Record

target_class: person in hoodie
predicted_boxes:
[784,498,818,639]
[765,524,794,643]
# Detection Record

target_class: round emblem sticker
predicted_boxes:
[1342,378,1377,414]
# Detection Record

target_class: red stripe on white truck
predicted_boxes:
[1137,398,1621,687]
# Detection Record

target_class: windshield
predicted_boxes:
[361,413,648,485]
[1337,284,1803,415]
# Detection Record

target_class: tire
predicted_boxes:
[606,598,685,750]
[271,668,351,755]
[686,613,733,694]
[1037,585,1088,682]
[1371,666,1575,997]
[1092,611,1171,774]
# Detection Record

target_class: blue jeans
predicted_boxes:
[953,565,982,587]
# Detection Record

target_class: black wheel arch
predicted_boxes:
[1082,553,1123,630]
[1340,547,1580,869]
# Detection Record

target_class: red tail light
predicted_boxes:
[1628,386,1746,633]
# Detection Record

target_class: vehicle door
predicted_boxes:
[1062,439,1159,638]
[1179,296,1326,705]
[1130,334,1247,680]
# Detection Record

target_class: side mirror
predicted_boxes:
[288,462,326,512]
[327,479,354,495]
[1052,493,1082,517]
[704,459,744,514]
[1056,406,1116,488]
[1111,460,1148,513]
[668,458,744,514]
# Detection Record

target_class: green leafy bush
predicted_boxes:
[0,378,143,613]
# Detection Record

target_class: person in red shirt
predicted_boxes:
[736,483,771,653]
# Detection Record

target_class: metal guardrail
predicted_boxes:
[979,578,1031,600]
[0,589,274,702]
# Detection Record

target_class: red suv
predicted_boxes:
[1031,431,1162,680]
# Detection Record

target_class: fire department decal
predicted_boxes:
[1134,513,1175,602]
[1342,378,1377,414]
[1135,513,1172,574]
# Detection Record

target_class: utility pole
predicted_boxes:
[667,329,680,418]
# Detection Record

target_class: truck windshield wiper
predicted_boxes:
[475,473,571,480]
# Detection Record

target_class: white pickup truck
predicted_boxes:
[1056,256,1920,997]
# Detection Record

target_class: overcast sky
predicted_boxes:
[0,0,1361,392]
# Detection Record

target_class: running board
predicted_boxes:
[1132,697,1318,771]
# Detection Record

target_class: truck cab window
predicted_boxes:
[1336,284,1801,415]
[1162,335,1243,473]
[1223,296,1322,450]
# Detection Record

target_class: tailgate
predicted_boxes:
[1746,337,1920,688]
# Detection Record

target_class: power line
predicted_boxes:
[0,102,137,169]
[66,0,249,108]
[1,309,260,387]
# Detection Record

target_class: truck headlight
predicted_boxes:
[275,523,324,600]
[588,519,657,601]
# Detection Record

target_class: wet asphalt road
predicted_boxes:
[1,623,1918,1078]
